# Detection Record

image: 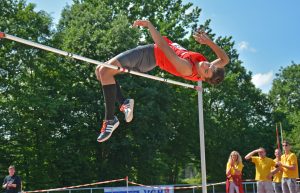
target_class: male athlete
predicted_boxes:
[95,20,229,142]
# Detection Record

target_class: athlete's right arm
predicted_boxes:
[193,30,229,68]
[133,20,192,76]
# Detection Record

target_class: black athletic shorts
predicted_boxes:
[115,44,157,73]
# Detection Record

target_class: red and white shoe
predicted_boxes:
[120,99,134,122]
[97,116,120,143]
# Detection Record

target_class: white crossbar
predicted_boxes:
[0,32,199,90]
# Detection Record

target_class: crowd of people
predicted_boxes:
[1,141,298,193]
[226,140,299,193]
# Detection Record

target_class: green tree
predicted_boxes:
[56,0,202,185]
[269,63,300,156]
[176,20,275,181]
[60,1,274,183]
[0,0,277,189]
[0,0,56,189]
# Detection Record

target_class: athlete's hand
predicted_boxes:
[193,29,212,45]
[132,20,151,28]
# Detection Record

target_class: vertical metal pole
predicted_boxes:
[198,81,207,193]
[126,176,129,193]
[280,122,283,146]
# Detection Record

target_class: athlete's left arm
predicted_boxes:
[193,31,230,68]
[133,20,192,76]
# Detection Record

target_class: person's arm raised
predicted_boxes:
[245,149,259,160]
[133,20,192,76]
[193,30,229,68]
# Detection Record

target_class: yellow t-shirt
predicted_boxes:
[251,156,275,181]
[281,152,299,178]
[226,162,244,181]
[272,158,283,183]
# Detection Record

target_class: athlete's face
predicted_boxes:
[197,61,215,79]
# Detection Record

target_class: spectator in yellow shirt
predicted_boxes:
[271,149,283,193]
[245,147,276,193]
[277,141,299,193]
[226,151,244,193]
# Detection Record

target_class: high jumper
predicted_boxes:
[95,19,229,142]
[0,19,229,143]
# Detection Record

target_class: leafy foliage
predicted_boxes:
[0,0,282,190]
[269,63,300,157]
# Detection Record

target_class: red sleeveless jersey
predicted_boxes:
[154,36,207,81]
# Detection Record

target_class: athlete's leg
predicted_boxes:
[95,58,122,142]
[95,45,156,142]
[115,81,134,123]
[95,58,122,120]
[115,81,125,105]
